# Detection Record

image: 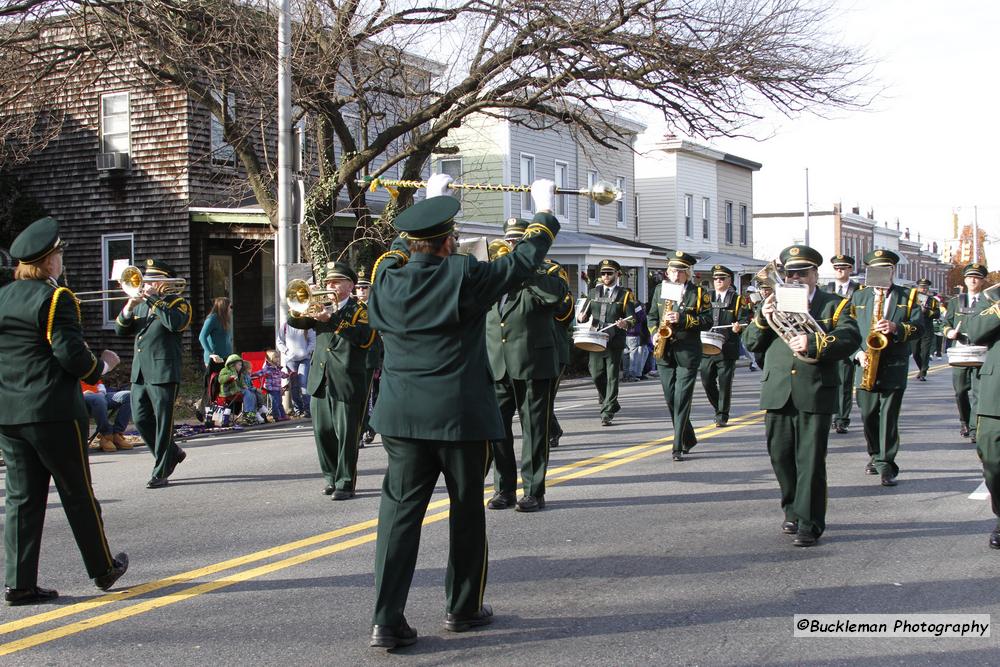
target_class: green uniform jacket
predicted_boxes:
[583,284,636,352]
[367,212,559,441]
[0,280,102,423]
[942,293,983,344]
[647,281,712,368]
[486,268,568,381]
[545,261,574,368]
[709,289,751,360]
[964,299,1000,417]
[114,294,192,384]
[743,289,860,412]
[850,284,923,389]
[288,297,374,403]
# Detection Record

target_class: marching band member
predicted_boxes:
[485,218,569,512]
[546,260,574,449]
[1,217,128,603]
[366,177,559,649]
[743,245,860,547]
[355,268,381,448]
[699,265,750,427]
[910,277,941,381]
[942,263,988,441]
[647,251,711,460]
[850,250,923,487]
[288,262,374,501]
[578,259,636,426]
[961,283,1000,549]
[115,259,192,489]
[823,254,861,433]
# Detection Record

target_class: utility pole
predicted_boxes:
[973,205,980,263]
[804,168,810,246]
[276,0,294,341]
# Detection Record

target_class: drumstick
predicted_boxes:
[596,315,635,333]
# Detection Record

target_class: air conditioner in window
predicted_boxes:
[96,152,129,171]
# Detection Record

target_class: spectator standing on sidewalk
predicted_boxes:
[278,319,316,417]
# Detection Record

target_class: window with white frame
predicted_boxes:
[438,158,462,202]
[520,154,535,214]
[101,233,134,327]
[210,90,237,166]
[554,161,568,216]
[684,194,693,237]
[100,92,130,154]
[725,201,734,245]
[739,204,748,245]
[616,177,626,227]
[702,197,710,240]
[588,170,599,223]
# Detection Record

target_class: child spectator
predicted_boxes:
[253,350,290,421]
[218,354,247,415]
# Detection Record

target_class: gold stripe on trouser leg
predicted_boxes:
[72,421,113,566]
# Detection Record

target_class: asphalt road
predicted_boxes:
[1,355,998,665]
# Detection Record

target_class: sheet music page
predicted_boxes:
[775,285,809,314]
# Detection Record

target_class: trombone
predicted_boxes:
[286,279,340,318]
[358,176,622,206]
[75,266,186,303]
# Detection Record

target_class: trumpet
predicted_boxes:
[358,176,622,206]
[286,279,340,318]
[76,266,186,303]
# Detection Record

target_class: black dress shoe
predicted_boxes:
[363,428,376,445]
[990,529,1000,550]
[782,520,798,535]
[5,585,58,606]
[960,423,971,437]
[917,375,926,381]
[165,446,187,478]
[864,462,877,475]
[445,604,494,632]
[880,472,898,487]
[715,417,729,427]
[370,620,418,649]
[672,453,684,462]
[332,489,355,501]
[487,492,516,510]
[600,416,612,426]
[971,434,977,444]
[793,530,818,547]
[835,425,849,434]
[515,495,545,512]
[146,476,169,489]
[322,485,335,495]
[95,553,129,591]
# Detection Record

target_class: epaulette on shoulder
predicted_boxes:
[372,249,408,281]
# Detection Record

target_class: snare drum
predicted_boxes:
[573,329,609,352]
[947,344,988,368]
[701,331,726,356]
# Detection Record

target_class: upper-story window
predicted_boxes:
[739,204,748,246]
[554,161,568,216]
[702,197,710,240]
[211,90,237,166]
[725,201,734,245]
[520,154,535,214]
[588,170,599,224]
[100,92,130,154]
[101,233,134,328]
[684,194,693,238]
[438,158,463,203]
[616,177,626,228]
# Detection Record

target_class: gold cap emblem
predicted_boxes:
[875,250,883,257]
[675,251,683,257]
[789,247,800,256]
[146,259,154,266]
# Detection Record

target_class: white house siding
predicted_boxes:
[509,120,583,231]
[440,116,507,225]
[575,134,639,240]
[716,161,754,258]
[671,151,718,255]
[635,151,678,251]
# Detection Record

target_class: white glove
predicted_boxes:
[531,179,557,213]
[426,173,454,198]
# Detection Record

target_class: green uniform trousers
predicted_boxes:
[911,335,934,378]
[835,360,856,429]
[132,381,182,479]
[857,387,905,477]
[311,392,364,491]
[953,366,980,433]
[588,348,623,419]
[764,401,831,536]
[360,369,378,438]
[699,356,736,420]
[975,415,1000,518]
[0,420,116,588]
[372,437,490,626]
[657,365,698,454]
[547,366,566,446]
[491,377,552,498]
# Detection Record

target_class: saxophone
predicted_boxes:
[859,288,889,391]
[653,300,675,360]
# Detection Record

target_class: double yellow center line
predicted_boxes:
[0,412,768,655]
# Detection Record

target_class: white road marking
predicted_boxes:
[969,481,991,500]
